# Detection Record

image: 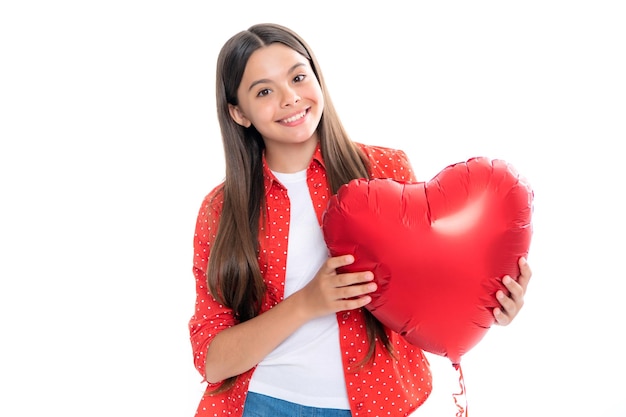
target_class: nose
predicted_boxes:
[280,86,301,107]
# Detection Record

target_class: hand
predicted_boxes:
[493,257,532,326]
[295,254,377,320]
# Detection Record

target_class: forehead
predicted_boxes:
[242,43,310,82]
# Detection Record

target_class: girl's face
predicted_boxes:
[229,43,324,152]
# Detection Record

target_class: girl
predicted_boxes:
[189,23,532,417]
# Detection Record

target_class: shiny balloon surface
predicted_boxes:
[322,157,534,365]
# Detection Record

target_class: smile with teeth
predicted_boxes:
[280,109,307,124]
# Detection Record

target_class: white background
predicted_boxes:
[1,1,625,416]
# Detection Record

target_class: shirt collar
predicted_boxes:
[262,142,326,196]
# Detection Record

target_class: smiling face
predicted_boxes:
[228,43,324,168]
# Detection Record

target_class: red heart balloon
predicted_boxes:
[322,157,533,365]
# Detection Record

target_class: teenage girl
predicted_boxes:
[189,23,532,417]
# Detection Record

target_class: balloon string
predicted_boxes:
[452,363,468,417]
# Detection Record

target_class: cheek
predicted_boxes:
[314,91,325,120]
[308,84,324,113]
[246,102,276,125]
[313,83,324,103]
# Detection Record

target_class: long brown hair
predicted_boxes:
[208,23,391,392]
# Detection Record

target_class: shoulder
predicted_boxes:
[355,142,417,181]
[196,182,225,222]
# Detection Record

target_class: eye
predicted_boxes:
[256,88,271,97]
[293,74,306,83]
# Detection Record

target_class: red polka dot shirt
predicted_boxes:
[189,143,432,416]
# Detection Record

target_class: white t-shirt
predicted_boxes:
[247,169,350,409]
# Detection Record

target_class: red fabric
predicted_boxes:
[189,143,432,417]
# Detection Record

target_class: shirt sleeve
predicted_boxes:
[188,187,237,382]
[359,144,418,182]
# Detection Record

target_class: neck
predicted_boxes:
[264,137,318,173]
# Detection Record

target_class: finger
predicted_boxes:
[338,294,373,311]
[502,274,524,303]
[337,279,377,300]
[493,306,510,326]
[496,287,517,317]
[517,257,532,293]
[323,254,355,273]
[493,259,531,326]
[494,282,518,325]
[334,271,375,289]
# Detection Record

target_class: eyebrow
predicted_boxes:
[247,62,307,92]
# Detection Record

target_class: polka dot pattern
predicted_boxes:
[189,143,432,416]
